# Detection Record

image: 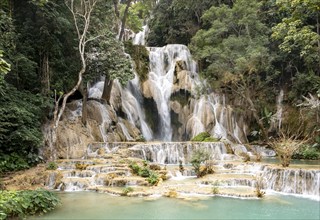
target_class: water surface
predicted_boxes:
[30,192,320,219]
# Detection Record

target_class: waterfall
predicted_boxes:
[88,77,153,141]
[128,142,227,164]
[147,44,197,141]
[262,166,320,198]
[133,25,149,45]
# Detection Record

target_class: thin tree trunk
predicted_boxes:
[40,51,50,96]
[113,0,119,18]
[317,12,320,75]
[119,0,132,41]
[79,83,88,126]
[102,74,113,103]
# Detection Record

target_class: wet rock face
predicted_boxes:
[51,99,143,159]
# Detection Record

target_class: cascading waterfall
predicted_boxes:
[88,75,153,141]
[133,25,149,45]
[147,44,197,140]
[262,167,320,198]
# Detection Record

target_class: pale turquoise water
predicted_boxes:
[30,192,320,219]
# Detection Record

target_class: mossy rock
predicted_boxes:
[191,132,211,141]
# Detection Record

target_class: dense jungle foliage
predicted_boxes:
[0,0,319,172]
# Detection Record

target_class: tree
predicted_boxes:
[47,0,100,160]
[269,133,308,167]
[271,0,320,74]
[190,0,272,141]
[119,0,133,41]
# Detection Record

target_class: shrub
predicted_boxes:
[191,132,211,142]
[121,187,134,196]
[75,163,88,170]
[269,135,307,167]
[239,152,250,162]
[302,148,320,160]
[191,148,212,178]
[129,162,141,175]
[147,172,159,185]
[46,161,58,170]
[139,167,151,178]
[0,189,60,219]
[0,153,30,173]
[254,175,265,198]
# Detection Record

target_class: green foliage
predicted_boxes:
[146,172,159,185]
[293,145,320,160]
[121,187,134,196]
[129,162,142,175]
[191,132,210,141]
[147,0,217,46]
[46,162,58,170]
[129,161,159,185]
[271,0,320,70]
[0,50,10,75]
[0,189,60,219]
[138,167,151,178]
[0,153,30,173]
[124,41,149,82]
[0,82,47,172]
[190,148,211,178]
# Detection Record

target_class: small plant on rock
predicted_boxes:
[46,161,58,170]
[254,174,265,198]
[147,172,159,185]
[129,162,141,175]
[191,148,212,178]
[122,187,134,196]
[212,180,220,194]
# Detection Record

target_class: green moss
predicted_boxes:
[124,41,149,82]
[203,137,219,142]
[191,132,211,141]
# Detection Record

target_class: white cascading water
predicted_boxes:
[88,75,153,141]
[262,167,320,199]
[147,44,198,140]
[133,25,149,45]
[275,89,284,130]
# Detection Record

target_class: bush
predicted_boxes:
[191,132,211,142]
[191,148,212,178]
[139,167,151,178]
[147,172,159,185]
[46,161,58,170]
[129,162,141,175]
[0,189,60,219]
[121,187,134,196]
[293,145,320,160]
[0,153,30,173]
[75,163,88,170]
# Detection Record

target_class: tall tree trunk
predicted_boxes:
[317,12,320,76]
[40,51,50,96]
[102,74,113,103]
[119,0,132,41]
[113,0,119,18]
[79,83,88,126]
[47,0,99,160]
